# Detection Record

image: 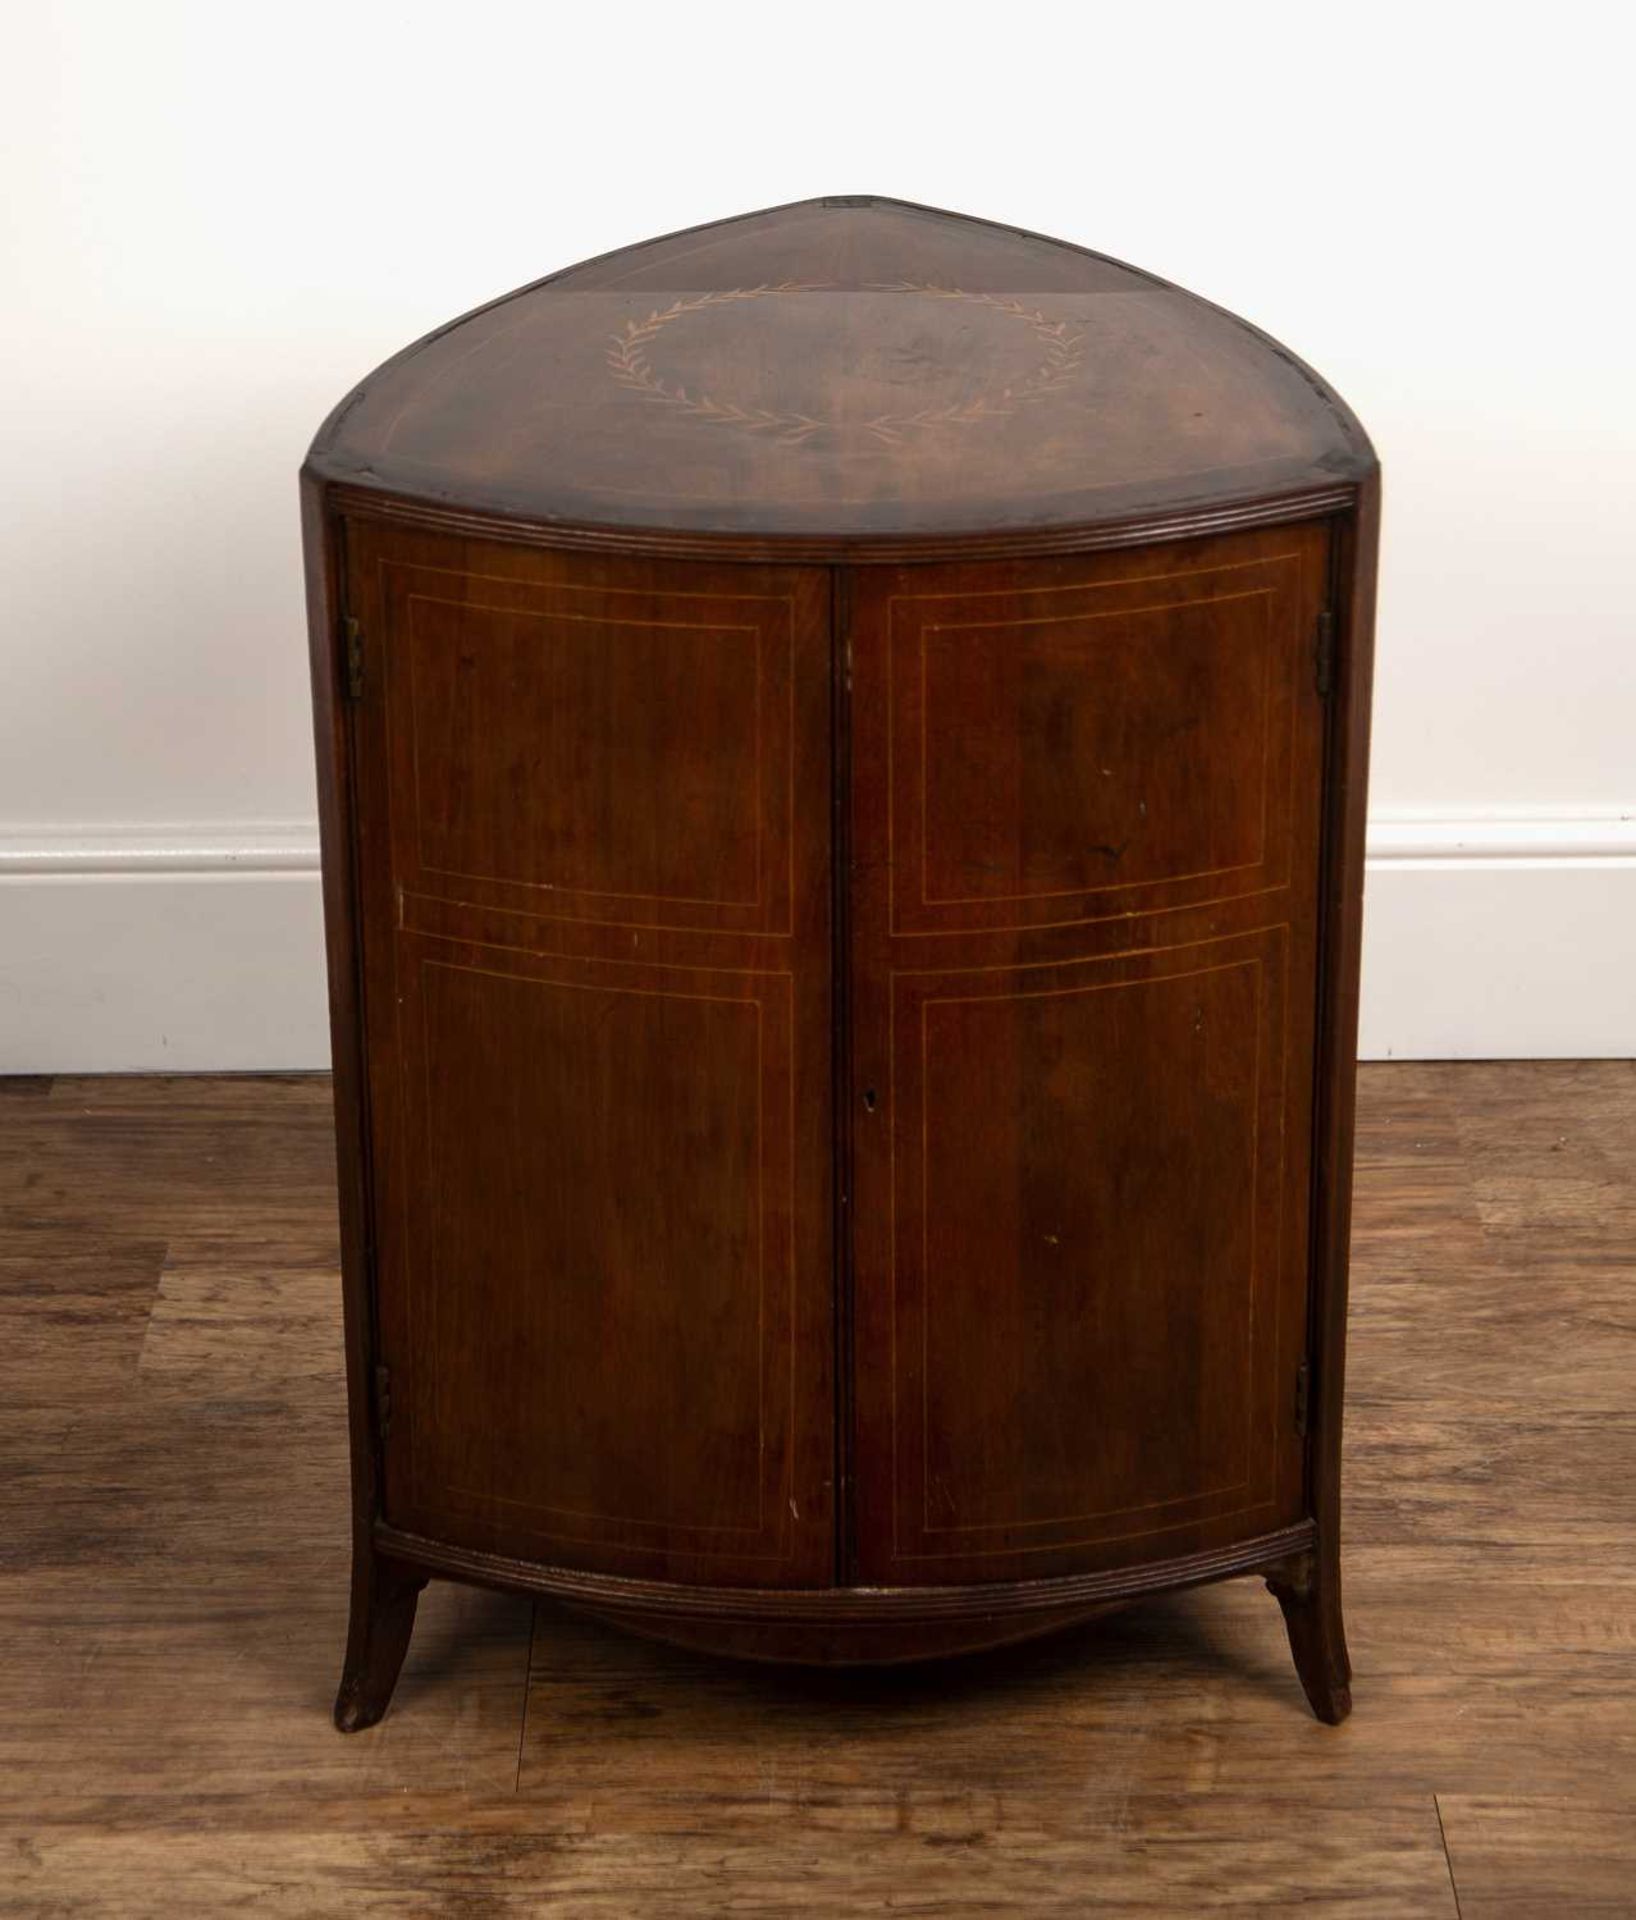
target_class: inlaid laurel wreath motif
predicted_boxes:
[606,281,1085,447]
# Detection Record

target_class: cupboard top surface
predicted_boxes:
[306,198,1374,551]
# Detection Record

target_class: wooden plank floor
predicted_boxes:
[0,1063,1632,1915]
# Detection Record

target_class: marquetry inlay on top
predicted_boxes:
[308,197,1372,544]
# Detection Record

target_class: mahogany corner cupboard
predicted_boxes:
[301,197,1377,1730]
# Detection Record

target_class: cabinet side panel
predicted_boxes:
[344,523,834,1586]
[848,523,1332,1585]
[300,475,379,1579]
[1307,479,1380,1610]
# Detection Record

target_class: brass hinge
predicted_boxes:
[1313,608,1336,699]
[374,1362,393,1440]
[1294,1359,1312,1438]
[343,616,365,701]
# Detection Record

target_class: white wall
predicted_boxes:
[2,1,1631,1069]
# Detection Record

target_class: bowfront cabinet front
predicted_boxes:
[345,534,836,1589]
[304,197,1376,1729]
[846,526,1331,1588]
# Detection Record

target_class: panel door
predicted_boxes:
[847,523,1332,1585]
[345,523,833,1585]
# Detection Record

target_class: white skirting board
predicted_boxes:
[1357,813,1635,1060]
[1,816,1632,1071]
[0,826,330,1074]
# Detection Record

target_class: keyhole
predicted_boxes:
[862,1087,878,1113]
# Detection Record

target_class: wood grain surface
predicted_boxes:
[307,197,1374,553]
[2,1061,1631,1914]
[846,526,1330,1586]
[341,525,835,1589]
